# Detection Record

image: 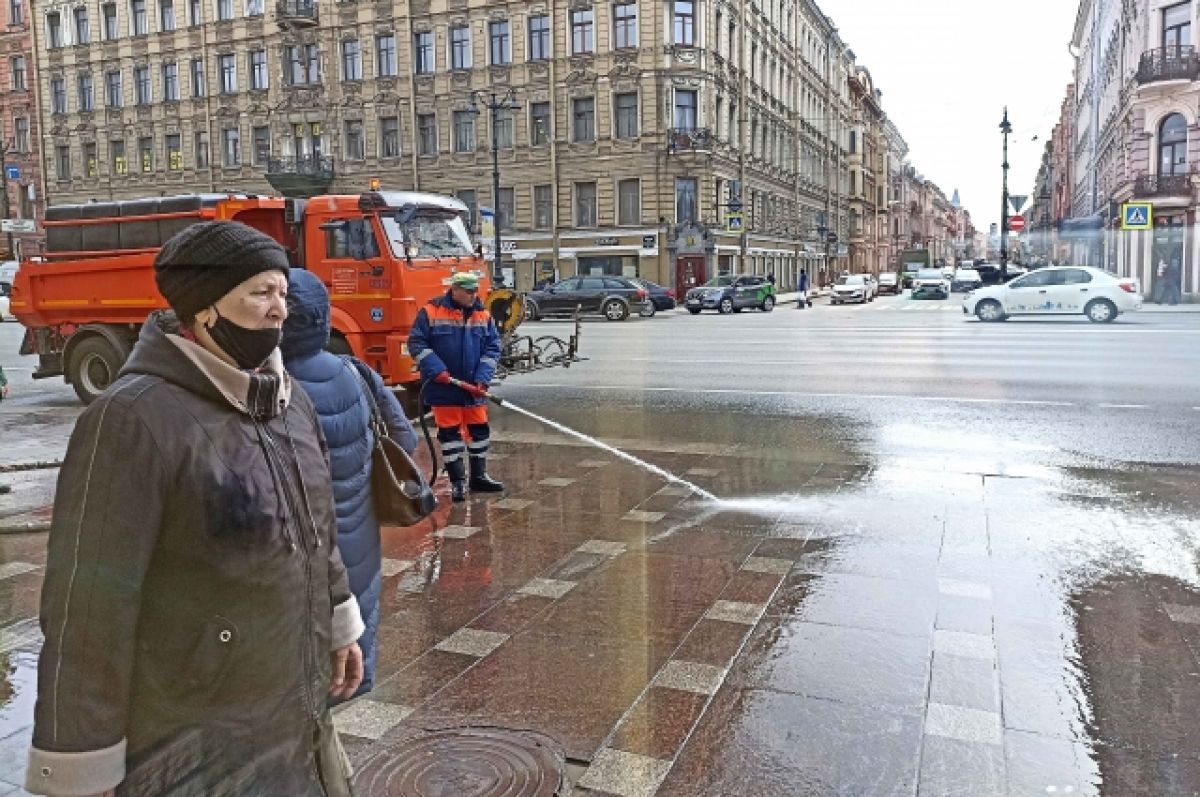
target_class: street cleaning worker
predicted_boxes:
[27,221,362,796]
[282,268,417,699]
[408,272,504,502]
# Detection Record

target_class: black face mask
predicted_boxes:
[207,310,281,370]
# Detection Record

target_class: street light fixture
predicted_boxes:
[470,88,520,283]
[999,107,1012,280]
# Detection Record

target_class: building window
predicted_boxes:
[343,120,363,160]
[379,116,399,157]
[417,113,436,155]
[160,0,174,29]
[13,117,28,152]
[166,133,182,169]
[675,177,697,223]
[218,54,236,93]
[715,96,723,139]
[534,184,552,229]
[341,39,361,80]
[50,77,65,113]
[1160,113,1188,176]
[162,62,179,100]
[190,58,205,96]
[494,111,513,149]
[617,178,639,224]
[106,69,122,106]
[673,0,694,45]
[530,101,550,145]
[452,110,474,152]
[456,189,477,230]
[47,12,62,47]
[133,65,150,104]
[489,20,510,65]
[102,3,117,38]
[10,57,25,91]
[284,44,317,85]
[849,130,857,154]
[77,72,94,111]
[450,25,470,69]
[673,89,697,130]
[194,130,209,167]
[571,9,593,54]
[73,7,89,43]
[131,0,147,34]
[497,187,514,231]
[414,30,434,74]
[188,0,199,24]
[614,92,638,138]
[9,0,20,26]
[1163,2,1191,51]
[573,97,594,141]
[111,138,126,174]
[216,0,231,20]
[575,182,597,226]
[251,126,268,164]
[245,0,262,15]
[84,140,102,178]
[138,136,153,171]
[249,50,267,89]
[528,14,550,60]
[222,127,239,166]
[613,2,637,48]
[376,34,396,77]
[56,145,70,180]
[304,43,319,83]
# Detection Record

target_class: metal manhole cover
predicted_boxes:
[353,726,565,796]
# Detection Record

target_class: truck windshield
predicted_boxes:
[380,209,475,263]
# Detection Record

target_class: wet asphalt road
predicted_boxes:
[1,300,1199,794]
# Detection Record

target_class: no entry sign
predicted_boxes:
[1008,215,1025,232]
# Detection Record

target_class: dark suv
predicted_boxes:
[524,276,650,321]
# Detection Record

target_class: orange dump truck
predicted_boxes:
[12,190,490,407]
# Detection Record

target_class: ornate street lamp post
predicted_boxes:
[471,88,519,282]
[999,107,1012,280]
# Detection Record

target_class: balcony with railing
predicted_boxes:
[265,154,334,197]
[1136,46,1200,84]
[667,128,711,152]
[1133,173,1191,198]
[276,0,318,26]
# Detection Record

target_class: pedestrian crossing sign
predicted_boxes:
[727,212,744,233]
[1121,203,1152,230]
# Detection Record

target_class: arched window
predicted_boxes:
[1160,113,1188,176]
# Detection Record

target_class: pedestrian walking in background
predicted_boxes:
[766,273,776,286]
[27,221,363,797]
[408,272,504,503]
[1155,259,1168,303]
[282,268,417,700]
[1166,258,1183,305]
[0,365,8,400]
[796,269,809,309]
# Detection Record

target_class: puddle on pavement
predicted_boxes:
[0,648,37,739]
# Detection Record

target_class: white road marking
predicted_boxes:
[1098,403,1149,409]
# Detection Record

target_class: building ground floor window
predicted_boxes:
[1152,214,1186,304]
[577,254,639,277]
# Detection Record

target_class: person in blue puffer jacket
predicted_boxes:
[281,268,417,697]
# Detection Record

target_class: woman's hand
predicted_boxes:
[329,642,364,700]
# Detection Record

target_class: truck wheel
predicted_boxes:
[326,335,353,356]
[68,336,124,404]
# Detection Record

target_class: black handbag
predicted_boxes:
[347,360,436,526]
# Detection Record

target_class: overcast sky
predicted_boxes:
[822,0,1079,229]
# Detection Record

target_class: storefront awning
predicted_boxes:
[1059,214,1105,236]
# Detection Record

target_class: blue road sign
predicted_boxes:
[1120,203,1152,230]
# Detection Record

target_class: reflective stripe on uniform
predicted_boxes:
[467,440,489,454]
[479,357,498,368]
[415,349,435,362]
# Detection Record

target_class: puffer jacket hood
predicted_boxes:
[280,269,330,361]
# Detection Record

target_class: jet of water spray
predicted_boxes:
[500,401,719,501]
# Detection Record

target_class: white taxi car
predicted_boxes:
[963,266,1141,323]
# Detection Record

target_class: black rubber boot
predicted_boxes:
[469,457,505,492]
[446,458,467,503]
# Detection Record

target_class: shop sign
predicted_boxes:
[596,237,620,246]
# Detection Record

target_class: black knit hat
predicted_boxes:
[154,220,290,319]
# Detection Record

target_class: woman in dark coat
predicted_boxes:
[282,268,417,696]
[27,222,363,797]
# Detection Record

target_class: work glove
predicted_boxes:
[433,371,451,385]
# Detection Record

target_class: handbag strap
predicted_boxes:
[343,358,389,441]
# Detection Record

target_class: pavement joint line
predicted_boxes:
[331,698,413,741]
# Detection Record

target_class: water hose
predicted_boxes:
[416,377,505,486]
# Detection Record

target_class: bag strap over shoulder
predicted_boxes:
[342,357,389,440]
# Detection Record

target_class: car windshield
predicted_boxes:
[917,270,943,279]
[703,277,736,287]
[837,276,866,285]
[956,270,981,279]
[380,209,475,263]
[879,274,898,283]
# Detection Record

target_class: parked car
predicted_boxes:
[684,275,777,314]
[951,268,983,293]
[524,275,650,321]
[0,293,8,321]
[911,269,950,299]
[0,260,17,296]
[629,278,676,317]
[963,266,1141,323]
[830,274,872,304]
[877,272,901,295]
